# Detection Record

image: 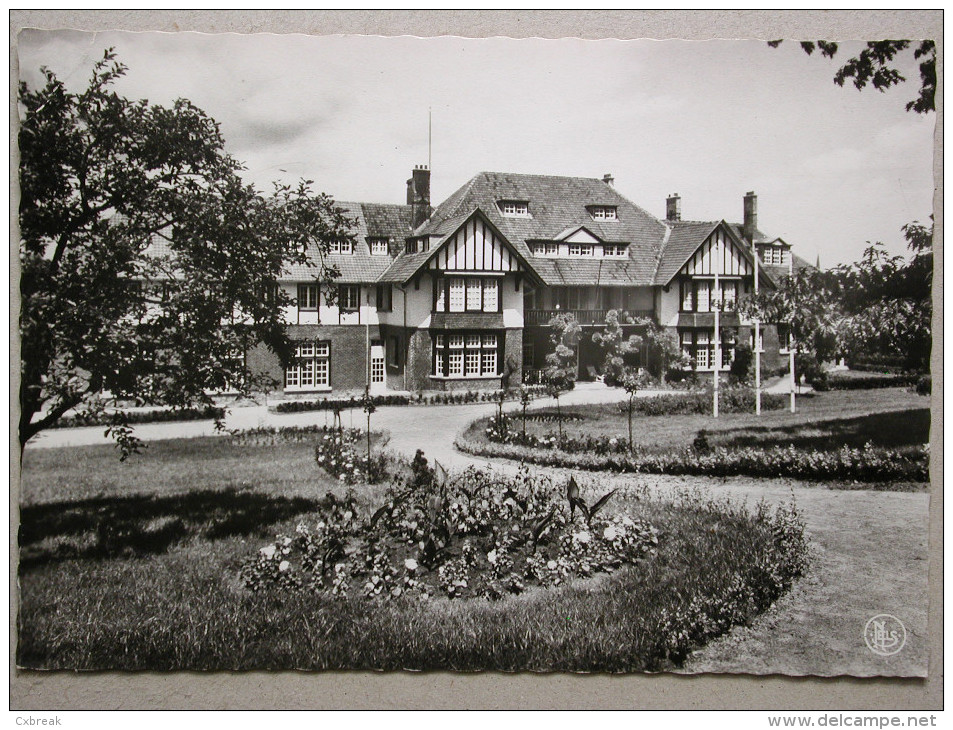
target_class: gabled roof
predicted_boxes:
[652,220,720,285]
[378,207,542,285]
[409,172,669,286]
[653,219,775,288]
[282,202,413,283]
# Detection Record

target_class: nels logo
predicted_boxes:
[864,614,906,656]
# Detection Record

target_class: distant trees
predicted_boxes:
[18,49,353,453]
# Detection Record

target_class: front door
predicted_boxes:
[370,344,385,392]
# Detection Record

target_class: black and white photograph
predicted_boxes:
[11,10,940,712]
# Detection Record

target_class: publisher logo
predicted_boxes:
[864,614,906,656]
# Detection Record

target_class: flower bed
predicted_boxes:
[242,461,659,601]
[313,428,388,484]
[466,414,927,484]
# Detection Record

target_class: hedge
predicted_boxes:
[272,386,548,414]
[823,373,920,391]
[50,405,226,429]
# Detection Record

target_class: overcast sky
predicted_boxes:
[17,30,936,267]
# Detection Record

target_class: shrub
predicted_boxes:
[825,373,919,391]
[729,343,753,384]
[617,387,787,417]
[51,405,226,429]
[916,375,931,396]
[460,432,928,484]
[314,428,389,485]
[272,387,548,414]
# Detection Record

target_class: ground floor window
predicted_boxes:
[285,341,330,390]
[680,329,735,370]
[433,332,499,377]
[778,324,792,354]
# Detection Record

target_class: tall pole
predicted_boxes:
[713,235,721,418]
[790,335,796,413]
[753,233,762,415]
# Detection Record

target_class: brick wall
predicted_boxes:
[248,325,376,397]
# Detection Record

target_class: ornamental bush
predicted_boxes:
[314,428,388,485]
[618,387,787,417]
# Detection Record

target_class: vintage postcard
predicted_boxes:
[12,14,940,711]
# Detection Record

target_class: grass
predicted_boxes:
[18,436,804,671]
[501,388,929,454]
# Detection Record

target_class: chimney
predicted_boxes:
[602,173,614,186]
[665,193,681,222]
[407,164,432,229]
[743,191,758,243]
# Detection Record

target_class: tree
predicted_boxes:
[828,221,933,370]
[639,317,689,384]
[591,309,643,388]
[739,268,842,385]
[592,310,650,450]
[768,39,936,113]
[18,49,354,453]
[541,313,580,439]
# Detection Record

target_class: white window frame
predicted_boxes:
[590,206,618,221]
[329,239,353,255]
[285,341,330,391]
[433,331,500,378]
[499,200,530,217]
[602,244,627,257]
[568,243,594,257]
[339,284,360,311]
[369,237,389,256]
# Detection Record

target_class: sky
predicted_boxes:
[16,30,937,267]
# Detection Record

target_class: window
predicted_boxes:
[778,324,792,354]
[681,279,739,312]
[568,243,594,257]
[369,237,389,255]
[285,341,330,390]
[680,329,735,371]
[339,284,360,311]
[589,206,618,221]
[498,200,530,217]
[297,283,320,310]
[375,284,393,312]
[553,286,583,311]
[329,238,353,254]
[696,280,711,312]
[760,245,788,266]
[750,328,764,353]
[437,277,501,313]
[532,242,559,256]
[602,244,627,257]
[433,331,500,377]
[721,280,738,310]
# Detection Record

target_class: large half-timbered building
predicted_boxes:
[249,167,811,397]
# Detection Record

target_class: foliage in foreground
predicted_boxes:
[467,415,928,484]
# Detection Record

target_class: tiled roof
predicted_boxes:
[792,253,815,272]
[282,201,413,284]
[401,172,669,286]
[652,220,720,285]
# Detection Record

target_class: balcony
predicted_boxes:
[524,309,655,326]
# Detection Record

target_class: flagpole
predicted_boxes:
[713,235,720,418]
[753,231,761,415]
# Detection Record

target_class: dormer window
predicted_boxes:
[568,243,594,257]
[498,200,530,218]
[329,238,353,255]
[589,205,618,221]
[369,237,389,255]
[602,244,627,257]
[759,245,789,266]
[532,242,558,256]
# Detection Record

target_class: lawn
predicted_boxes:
[510,388,929,453]
[17,434,805,671]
